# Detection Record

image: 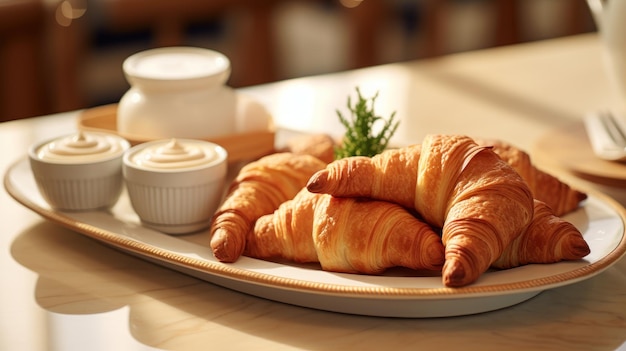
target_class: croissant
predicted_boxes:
[476,139,587,216]
[210,153,327,262]
[492,200,590,269]
[307,134,535,287]
[245,188,445,273]
[284,133,336,164]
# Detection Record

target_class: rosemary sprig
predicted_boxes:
[334,87,399,159]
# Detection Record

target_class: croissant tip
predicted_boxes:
[212,247,238,263]
[427,245,446,269]
[442,259,473,288]
[210,229,243,263]
[569,236,591,259]
[306,170,327,193]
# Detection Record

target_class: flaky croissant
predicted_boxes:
[284,133,336,164]
[245,188,445,273]
[492,200,590,269]
[307,134,535,287]
[210,153,327,262]
[476,139,587,216]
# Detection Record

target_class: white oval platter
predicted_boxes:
[5,158,626,318]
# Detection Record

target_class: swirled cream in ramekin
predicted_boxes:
[128,139,223,171]
[28,132,130,211]
[123,139,228,234]
[34,132,128,163]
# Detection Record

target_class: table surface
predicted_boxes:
[2,33,626,351]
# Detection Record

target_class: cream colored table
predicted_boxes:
[2,34,626,350]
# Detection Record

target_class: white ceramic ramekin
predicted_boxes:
[123,139,228,234]
[28,132,130,211]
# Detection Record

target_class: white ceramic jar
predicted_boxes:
[117,47,237,140]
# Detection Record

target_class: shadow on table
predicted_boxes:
[10,220,626,351]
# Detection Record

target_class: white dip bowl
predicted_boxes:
[123,138,227,234]
[28,131,130,211]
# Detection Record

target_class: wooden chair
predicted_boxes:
[0,0,88,122]
[0,0,46,121]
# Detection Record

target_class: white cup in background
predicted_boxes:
[588,0,626,110]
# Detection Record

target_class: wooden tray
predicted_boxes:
[77,104,276,164]
[533,121,626,188]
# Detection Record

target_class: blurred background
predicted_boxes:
[0,0,595,122]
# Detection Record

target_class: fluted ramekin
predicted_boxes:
[29,132,130,211]
[123,139,227,234]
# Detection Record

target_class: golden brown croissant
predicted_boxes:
[210,153,327,262]
[245,188,445,273]
[492,200,590,269]
[284,133,336,164]
[476,139,587,216]
[307,134,535,287]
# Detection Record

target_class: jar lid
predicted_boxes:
[123,47,230,83]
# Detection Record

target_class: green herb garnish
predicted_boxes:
[334,87,399,159]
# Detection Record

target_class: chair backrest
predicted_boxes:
[0,0,46,122]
